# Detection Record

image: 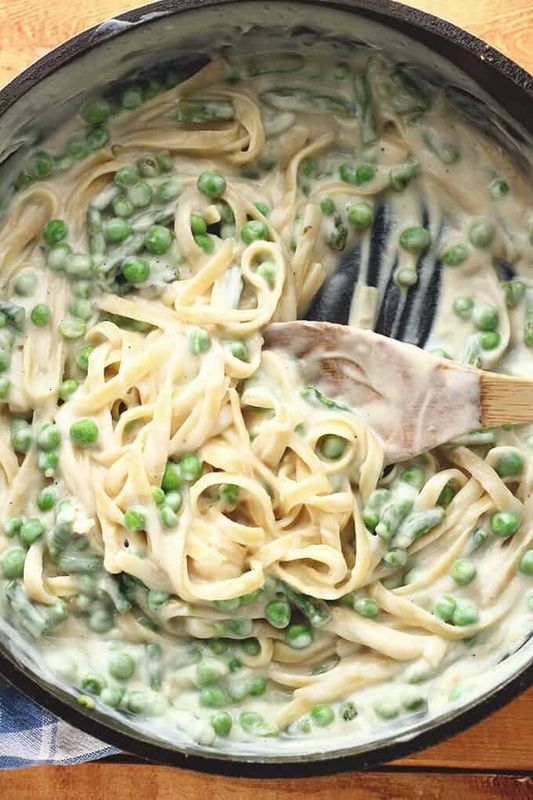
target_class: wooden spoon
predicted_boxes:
[264,320,533,463]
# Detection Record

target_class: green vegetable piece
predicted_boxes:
[33,151,54,178]
[162,461,182,491]
[121,86,143,110]
[490,510,520,537]
[69,299,93,321]
[124,506,146,532]
[164,490,182,512]
[100,686,124,708]
[196,658,226,687]
[495,450,524,478]
[310,703,334,727]
[109,652,135,680]
[156,180,179,204]
[86,125,110,151]
[199,686,228,708]
[256,261,276,288]
[240,637,261,656]
[383,548,408,568]
[159,504,178,529]
[503,281,525,309]
[389,157,420,191]
[14,270,37,297]
[2,548,26,578]
[103,217,131,244]
[254,202,270,217]
[284,623,313,649]
[395,507,445,549]
[399,226,431,255]
[19,518,45,547]
[469,218,495,249]
[75,344,94,372]
[37,423,61,451]
[0,377,11,399]
[437,482,456,507]
[479,330,500,351]
[318,434,347,460]
[347,201,374,230]
[113,195,135,218]
[36,486,57,512]
[126,691,146,714]
[452,599,479,626]
[122,257,150,284]
[38,451,59,477]
[265,597,291,629]
[197,170,227,198]
[137,155,160,179]
[176,98,235,123]
[70,418,99,447]
[239,711,279,737]
[422,128,459,164]
[147,589,170,611]
[210,710,232,737]
[59,379,79,402]
[451,559,477,586]
[82,99,111,125]
[374,701,399,720]
[194,233,214,254]
[47,242,72,271]
[88,607,115,633]
[191,213,207,236]
[68,138,90,160]
[400,466,426,488]
[489,178,509,199]
[4,517,23,538]
[179,453,202,482]
[145,224,171,254]
[127,181,153,209]
[218,483,239,504]
[341,701,358,721]
[473,305,498,332]
[59,318,86,340]
[11,419,33,453]
[115,167,139,188]
[241,220,269,244]
[229,340,248,361]
[375,499,412,542]
[518,549,533,576]
[453,296,474,318]
[354,596,380,619]
[441,244,469,266]
[43,219,68,245]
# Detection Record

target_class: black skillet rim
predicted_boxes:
[0,0,532,777]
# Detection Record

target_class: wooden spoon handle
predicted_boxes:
[480,372,533,426]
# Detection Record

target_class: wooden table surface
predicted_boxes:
[0,0,532,797]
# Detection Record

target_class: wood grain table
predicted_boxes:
[0,1,532,797]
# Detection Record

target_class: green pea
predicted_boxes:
[88,607,115,633]
[383,548,408,568]
[43,219,68,245]
[37,423,61,451]
[126,691,146,714]
[47,242,73,271]
[347,201,374,230]
[112,195,135,218]
[341,702,358,721]
[339,163,357,183]
[59,379,79,402]
[225,340,248,363]
[69,298,93,322]
[86,125,110,151]
[179,453,202,482]
[148,486,164,508]
[479,330,501,350]
[115,167,139,188]
[159,504,178,529]
[38,451,59,477]
[1,548,26,578]
[103,217,131,244]
[399,226,431,254]
[489,178,509,199]
[0,377,11,399]
[20,517,45,547]
[320,197,336,215]
[196,658,226,687]
[374,701,399,720]
[124,506,146,532]
[191,213,207,236]
[452,599,479,626]
[33,151,54,178]
[37,486,57,512]
[318,434,347,460]
[490,510,520,537]
[265,598,291,629]
[162,461,182,491]
[284,623,313,649]
[14,270,37,296]
[100,686,124,708]
[451,559,477,586]
[81,674,106,695]
[218,484,239,504]
[240,637,261,656]
[82,99,111,125]
[137,155,160,179]
[254,202,270,217]
[210,710,232,737]
[122,257,150,284]
[70,418,99,447]
[194,234,214,254]
[402,693,427,712]
[147,589,170,611]
[144,225,171,254]
[518,549,533,576]
[188,328,211,355]
[4,517,23,538]
[76,695,95,709]
[199,686,228,708]
[65,253,93,278]
[256,261,276,288]
[29,303,50,327]
[354,596,380,619]
[453,296,474,318]
[213,597,241,613]
[399,466,425,489]
[310,703,334,727]
[155,152,172,172]
[121,86,143,110]
[440,244,469,266]
[239,711,279,737]
[11,420,33,453]
[109,652,135,680]
[59,318,86,340]
[197,170,227,198]
[209,638,229,655]
[469,218,495,248]
[496,450,524,478]
[156,180,179,204]
[394,267,418,288]
[164,491,182,512]
[241,220,269,244]
[473,305,498,331]
[503,281,526,308]
[127,181,153,208]
[67,138,90,160]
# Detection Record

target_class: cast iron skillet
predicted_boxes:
[0,0,532,777]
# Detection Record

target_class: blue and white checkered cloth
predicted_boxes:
[0,679,119,768]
